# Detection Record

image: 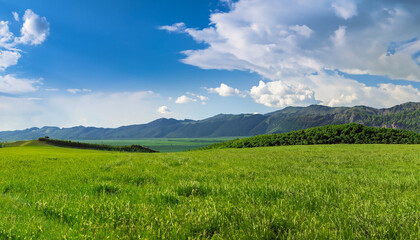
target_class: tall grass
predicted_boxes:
[0,144,419,239]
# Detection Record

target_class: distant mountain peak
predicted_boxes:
[0,102,418,140]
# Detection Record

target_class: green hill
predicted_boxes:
[201,123,420,150]
[0,140,49,148]
[1,138,158,153]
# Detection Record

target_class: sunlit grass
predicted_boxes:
[0,144,419,239]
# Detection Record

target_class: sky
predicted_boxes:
[0,0,420,131]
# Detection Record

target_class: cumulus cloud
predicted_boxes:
[0,9,49,50]
[173,92,209,104]
[249,72,420,108]
[302,72,419,107]
[157,105,171,114]
[0,51,21,70]
[0,74,39,94]
[15,9,50,45]
[162,0,420,108]
[0,10,49,98]
[175,95,196,104]
[187,92,208,101]
[206,83,245,97]
[0,21,14,47]
[250,80,318,107]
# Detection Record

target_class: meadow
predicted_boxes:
[1,144,420,239]
[79,137,238,152]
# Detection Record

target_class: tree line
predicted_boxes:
[201,123,420,150]
[38,138,157,153]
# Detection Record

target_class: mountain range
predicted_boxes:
[1,102,419,140]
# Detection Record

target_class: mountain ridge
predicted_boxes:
[1,102,419,140]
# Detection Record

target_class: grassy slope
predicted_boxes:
[1,144,420,239]
[1,140,49,147]
[2,139,157,153]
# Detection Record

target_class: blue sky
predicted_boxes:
[0,0,247,91]
[0,0,420,130]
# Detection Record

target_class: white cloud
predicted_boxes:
[332,0,357,20]
[0,9,49,49]
[0,74,39,94]
[187,92,209,101]
[0,10,50,98]
[67,88,92,94]
[331,26,346,46]
[206,83,245,97]
[248,72,420,108]
[174,92,209,104]
[157,105,171,114]
[250,80,317,107]
[0,21,14,47]
[0,50,21,70]
[289,25,312,38]
[197,95,208,101]
[159,22,186,33]
[175,95,196,104]
[163,0,420,108]
[15,9,50,45]
[12,12,19,22]
[303,72,419,107]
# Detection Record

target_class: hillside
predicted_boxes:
[201,123,420,150]
[0,139,157,153]
[0,102,419,140]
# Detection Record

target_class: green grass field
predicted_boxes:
[1,144,420,239]
[79,137,239,152]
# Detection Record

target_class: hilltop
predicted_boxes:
[0,102,419,140]
[0,138,157,153]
